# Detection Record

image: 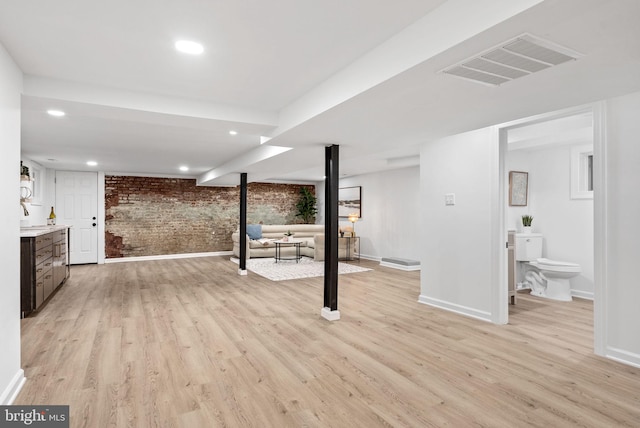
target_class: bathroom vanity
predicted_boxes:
[20,225,71,318]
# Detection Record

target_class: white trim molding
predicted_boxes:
[605,347,640,369]
[592,101,607,357]
[379,261,421,271]
[98,171,106,264]
[571,290,594,300]
[0,369,25,405]
[104,251,233,263]
[492,125,507,325]
[418,295,492,323]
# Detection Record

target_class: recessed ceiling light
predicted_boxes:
[175,40,204,55]
[229,130,238,135]
[179,166,189,172]
[86,161,97,166]
[47,110,65,117]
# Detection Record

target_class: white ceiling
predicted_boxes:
[2,0,640,185]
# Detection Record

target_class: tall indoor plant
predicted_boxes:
[295,187,318,224]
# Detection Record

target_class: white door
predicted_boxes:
[56,171,98,264]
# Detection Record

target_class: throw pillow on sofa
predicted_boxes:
[246,224,262,240]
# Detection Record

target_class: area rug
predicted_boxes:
[230,257,372,281]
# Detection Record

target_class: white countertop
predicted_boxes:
[20,224,71,238]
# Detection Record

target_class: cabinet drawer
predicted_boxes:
[43,270,54,301]
[36,233,54,249]
[53,230,66,243]
[35,235,47,248]
[35,277,45,309]
[35,246,53,265]
[35,260,52,279]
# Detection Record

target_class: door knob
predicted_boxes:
[92,223,97,227]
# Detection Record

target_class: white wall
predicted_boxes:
[315,167,421,261]
[0,42,24,404]
[507,145,594,297]
[419,127,500,322]
[338,166,421,261]
[603,91,640,366]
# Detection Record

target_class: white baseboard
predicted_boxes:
[418,295,492,323]
[379,261,421,271]
[605,346,640,369]
[358,254,380,262]
[321,307,341,321]
[571,289,594,300]
[0,369,25,405]
[105,251,233,263]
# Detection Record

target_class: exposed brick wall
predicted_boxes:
[105,176,315,258]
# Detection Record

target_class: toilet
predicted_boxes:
[515,233,581,302]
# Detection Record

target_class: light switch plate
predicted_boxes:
[445,193,455,206]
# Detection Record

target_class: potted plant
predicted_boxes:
[295,187,318,224]
[522,215,534,233]
[283,230,294,242]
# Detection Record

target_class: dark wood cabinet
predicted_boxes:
[20,227,70,318]
[52,229,68,288]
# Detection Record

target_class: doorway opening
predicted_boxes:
[496,102,605,354]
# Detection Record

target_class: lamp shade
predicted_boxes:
[348,214,358,223]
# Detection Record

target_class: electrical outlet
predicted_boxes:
[445,193,455,206]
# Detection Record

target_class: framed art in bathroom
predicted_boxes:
[509,171,528,206]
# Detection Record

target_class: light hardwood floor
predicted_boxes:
[17,257,640,427]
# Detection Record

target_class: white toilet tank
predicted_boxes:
[515,233,542,261]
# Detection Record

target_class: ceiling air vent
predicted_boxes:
[441,34,582,86]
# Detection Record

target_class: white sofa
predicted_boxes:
[232,224,324,259]
[232,224,356,260]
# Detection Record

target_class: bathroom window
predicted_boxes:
[570,144,594,199]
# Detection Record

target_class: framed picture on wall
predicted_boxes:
[509,171,528,206]
[338,186,361,218]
